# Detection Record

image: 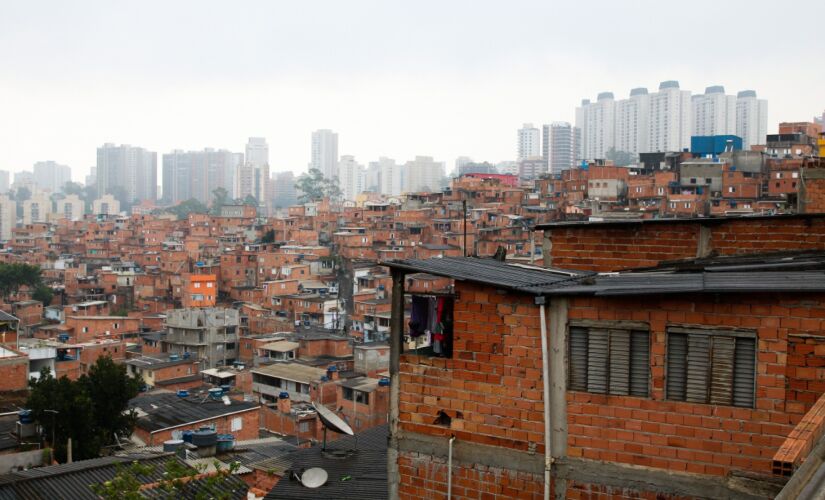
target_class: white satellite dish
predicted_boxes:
[222,395,231,406]
[300,467,328,488]
[312,402,354,436]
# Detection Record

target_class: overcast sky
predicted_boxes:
[1,0,824,181]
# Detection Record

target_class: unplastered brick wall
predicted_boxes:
[397,450,544,500]
[566,293,825,477]
[786,334,825,415]
[398,282,546,454]
[546,215,825,272]
[566,481,694,500]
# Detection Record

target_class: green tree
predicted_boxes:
[261,229,276,243]
[92,458,241,500]
[605,147,637,167]
[0,262,42,301]
[107,185,133,213]
[242,194,258,207]
[296,168,341,203]
[166,198,208,220]
[32,285,54,306]
[26,357,142,463]
[210,187,230,215]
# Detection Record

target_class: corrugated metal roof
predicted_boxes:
[129,392,260,433]
[383,257,585,294]
[265,424,388,500]
[535,213,825,230]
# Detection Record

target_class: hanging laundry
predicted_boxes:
[408,295,429,338]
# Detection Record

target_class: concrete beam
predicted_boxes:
[388,268,406,500]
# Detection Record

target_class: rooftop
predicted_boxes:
[251,363,328,384]
[129,391,260,432]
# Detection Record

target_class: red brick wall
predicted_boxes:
[0,355,29,391]
[566,293,825,477]
[547,216,825,272]
[399,283,545,455]
[398,450,544,499]
[786,335,825,415]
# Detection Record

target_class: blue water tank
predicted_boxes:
[378,378,391,387]
[278,391,290,399]
[177,390,189,398]
[169,354,180,361]
[18,410,33,424]
[181,430,194,443]
[220,384,231,393]
[208,388,224,400]
[191,428,218,447]
[327,365,338,372]
[183,352,191,359]
[58,333,70,343]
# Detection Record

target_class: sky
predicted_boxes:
[1,0,824,182]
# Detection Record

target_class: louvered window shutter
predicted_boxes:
[666,333,688,401]
[568,327,588,392]
[685,334,711,403]
[608,329,630,395]
[733,337,756,408]
[629,330,650,397]
[586,329,609,394]
[709,336,735,405]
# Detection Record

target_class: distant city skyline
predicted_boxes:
[1,1,824,180]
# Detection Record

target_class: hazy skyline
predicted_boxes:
[1,0,824,182]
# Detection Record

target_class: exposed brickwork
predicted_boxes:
[566,481,693,500]
[399,283,546,455]
[398,451,544,500]
[772,392,825,476]
[786,334,825,415]
[566,293,825,477]
[546,215,825,272]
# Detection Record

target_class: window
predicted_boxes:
[666,328,756,407]
[82,327,88,333]
[194,282,201,288]
[299,421,310,432]
[231,417,243,431]
[568,326,650,397]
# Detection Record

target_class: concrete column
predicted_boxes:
[542,231,553,268]
[388,268,406,500]
[549,297,568,499]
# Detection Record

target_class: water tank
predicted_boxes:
[58,333,70,343]
[216,434,235,453]
[181,430,194,443]
[177,389,189,398]
[163,439,184,453]
[220,384,232,393]
[208,388,224,400]
[191,428,218,447]
[169,354,180,362]
[378,378,391,387]
[18,410,33,424]
[183,352,191,359]
[278,391,290,399]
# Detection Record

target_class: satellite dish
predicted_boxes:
[300,467,328,488]
[312,402,354,436]
[222,396,231,406]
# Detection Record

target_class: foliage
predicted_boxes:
[210,187,230,215]
[261,229,276,244]
[296,168,342,203]
[0,262,42,301]
[92,458,241,500]
[111,306,130,317]
[166,198,208,220]
[62,181,98,212]
[605,147,636,168]
[26,357,142,463]
[13,186,31,203]
[242,194,259,207]
[108,185,133,213]
[32,285,54,306]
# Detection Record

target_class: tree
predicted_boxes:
[296,168,341,203]
[605,148,636,168]
[26,357,142,462]
[14,186,31,203]
[92,458,241,500]
[0,262,42,302]
[62,181,84,196]
[166,198,208,220]
[210,187,230,215]
[108,185,133,213]
[32,285,54,306]
[261,229,276,244]
[242,194,258,207]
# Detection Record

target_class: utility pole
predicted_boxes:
[44,409,58,463]
[462,199,468,257]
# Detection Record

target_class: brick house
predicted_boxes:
[382,214,825,499]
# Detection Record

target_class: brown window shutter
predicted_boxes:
[629,330,650,397]
[568,327,588,392]
[608,329,630,395]
[733,337,756,408]
[586,328,609,394]
[685,334,710,404]
[666,332,688,401]
[709,336,735,406]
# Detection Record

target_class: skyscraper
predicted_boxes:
[337,155,365,201]
[692,86,737,138]
[96,144,157,202]
[576,93,616,160]
[245,137,270,209]
[548,122,578,174]
[0,170,9,194]
[374,157,402,196]
[736,90,768,148]
[311,130,339,180]
[648,81,691,153]
[403,156,444,193]
[33,161,72,193]
[272,171,297,208]
[0,195,15,241]
[162,149,242,205]
[517,124,541,161]
[615,88,650,156]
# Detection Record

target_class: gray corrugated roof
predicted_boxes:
[265,424,388,500]
[383,257,585,294]
[535,213,825,230]
[0,311,19,323]
[129,392,260,432]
